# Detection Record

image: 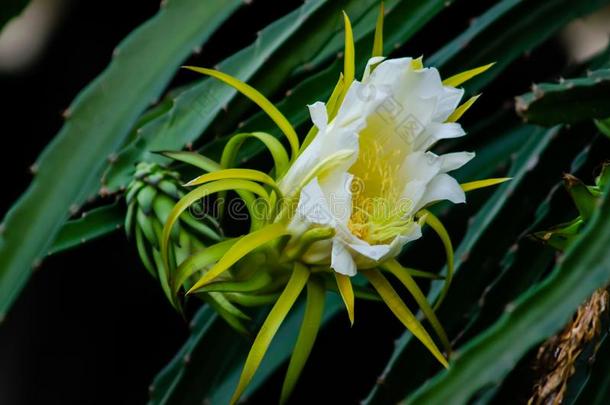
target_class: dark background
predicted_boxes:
[0,1,569,404]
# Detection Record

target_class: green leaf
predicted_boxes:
[516,69,610,126]
[428,0,610,93]
[101,0,373,191]
[564,174,600,220]
[595,117,610,138]
[0,0,242,317]
[406,178,610,404]
[183,67,300,161]
[47,203,124,256]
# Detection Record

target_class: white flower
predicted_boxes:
[280,57,475,276]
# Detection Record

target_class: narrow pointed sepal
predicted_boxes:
[419,210,454,311]
[446,94,481,122]
[461,177,512,192]
[334,272,355,326]
[383,259,451,357]
[183,66,300,160]
[342,11,355,87]
[362,269,449,368]
[280,276,325,404]
[230,263,310,405]
[443,62,495,88]
[371,2,384,57]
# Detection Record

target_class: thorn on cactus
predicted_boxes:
[61,108,71,119]
[460,251,470,263]
[29,163,39,175]
[69,204,80,216]
[32,258,43,270]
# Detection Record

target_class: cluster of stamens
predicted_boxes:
[348,139,413,244]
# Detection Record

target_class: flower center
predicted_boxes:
[347,137,413,245]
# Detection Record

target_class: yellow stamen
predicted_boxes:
[348,138,413,244]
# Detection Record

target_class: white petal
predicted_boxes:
[319,171,353,225]
[279,110,359,195]
[291,177,335,227]
[334,80,389,128]
[362,56,387,80]
[308,101,328,131]
[416,122,466,151]
[402,179,427,213]
[416,173,466,211]
[349,241,392,262]
[433,86,464,122]
[400,151,442,184]
[331,240,357,276]
[440,151,475,172]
